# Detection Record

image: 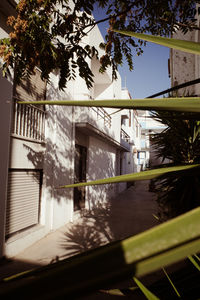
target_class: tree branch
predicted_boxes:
[160,17,200,31]
[70,4,135,34]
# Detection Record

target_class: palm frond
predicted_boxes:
[18,98,200,113]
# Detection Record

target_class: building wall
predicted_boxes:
[86,136,117,208]
[137,110,166,170]
[0,7,14,257]
[170,30,196,96]
[43,73,75,231]
[0,73,13,256]
[5,67,76,256]
[1,3,138,257]
[170,5,200,97]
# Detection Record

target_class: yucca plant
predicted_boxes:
[150,110,200,220]
[1,31,200,299]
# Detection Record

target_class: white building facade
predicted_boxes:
[137,110,166,169]
[0,1,141,258]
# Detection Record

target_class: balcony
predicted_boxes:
[120,129,131,151]
[12,99,45,142]
[140,138,149,150]
[90,107,111,128]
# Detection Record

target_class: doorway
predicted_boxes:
[73,144,87,211]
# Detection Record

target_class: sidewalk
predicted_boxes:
[0,180,159,281]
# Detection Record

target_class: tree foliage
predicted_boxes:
[0,0,199,89]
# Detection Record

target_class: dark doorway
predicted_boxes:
[73,144,87,211]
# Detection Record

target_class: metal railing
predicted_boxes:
[121,128,130,143]
[12,100,45,142]
[90,107,112,128]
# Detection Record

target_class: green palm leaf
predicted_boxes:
[113,30,200,55]
[162,268,181,298]
[100,286,138,296]
[18,98,200,113]
[188,255,200,272]
[59,164,200,188]
[133,277,160,300]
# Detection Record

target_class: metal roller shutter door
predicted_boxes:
[6,170,41,236]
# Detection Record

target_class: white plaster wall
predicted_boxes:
[89,24,107,59]
[73,76,91,100]
[121,89,131,99]
[9,138,44,169]
[110,112,121,142]
[44,73,75,230]
[86,136,117,208]
[94,83,113,100]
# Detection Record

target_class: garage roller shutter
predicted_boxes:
[6,170,42,236]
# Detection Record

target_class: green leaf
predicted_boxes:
[100,286,138,296]
[59,164,200,188]
[194,254,200,262]
[101,289,125,296]
[133,277,160,300]
[113,30,200,56]
[162,268,181,298]
[188,255,200,272]
[18,97,200,113]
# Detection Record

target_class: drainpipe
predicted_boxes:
[70,104,75,222]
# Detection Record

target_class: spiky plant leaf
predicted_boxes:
[162,268,181,298]
[133,277,160,300]
[59,164,200,188]
[100,286,138,296]
[18,98,200,113]
[188,255,200,272]
[113,30,200,55]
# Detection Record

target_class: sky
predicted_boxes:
[93,7,171,99]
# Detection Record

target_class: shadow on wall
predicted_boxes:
[22,82,75,204]
[23,108,119,205]
[86,141,117,209]
[14,71,46,102]
[23,83,122,205]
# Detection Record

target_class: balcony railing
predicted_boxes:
[12,99,45,142]
[121,128,130,143]
[90,107,111,128]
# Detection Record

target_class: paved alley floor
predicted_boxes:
[0,180,159,289]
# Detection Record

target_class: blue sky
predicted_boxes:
[93,7,171,99]
[118,43,171,99]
